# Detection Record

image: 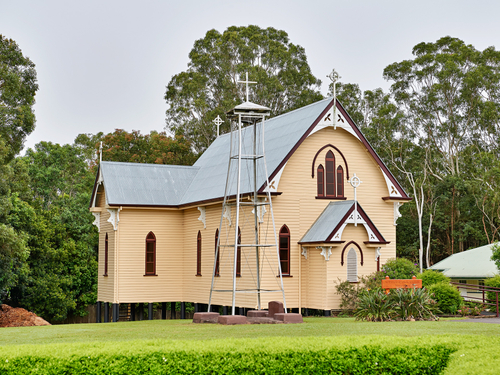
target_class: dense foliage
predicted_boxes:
[0,345,454,374]
[428,282,464,314]
[417,270,450,287]
[484,275,500,312]
[165,25,323,152]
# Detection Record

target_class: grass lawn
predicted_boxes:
[1,317,499,374]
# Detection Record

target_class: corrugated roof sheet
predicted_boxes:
[299,201,354,243]
[101,162,200,206]
[429,244,498,278]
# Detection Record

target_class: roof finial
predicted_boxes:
[99,141,103,163]
[327,69,341,130]
[237,72,257,102]
[213,115,224,137]
[348,173,362,226]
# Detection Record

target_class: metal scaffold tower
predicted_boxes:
[208,73,287,315]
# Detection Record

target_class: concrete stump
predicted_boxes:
[247,310,268,318]
[217,315,247,325]
[268,301,284,318]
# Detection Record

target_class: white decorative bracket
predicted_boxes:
[251,198,268,223]
[394,202,402,226]
[197,207,206,229]
[92,212,100,232]
[107,208,119,231]
[318,246,332,261]
[375,247,381,261]
[301,246,308,260]
[223,206,232,226]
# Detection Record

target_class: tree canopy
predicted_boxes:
[165,25,323,152]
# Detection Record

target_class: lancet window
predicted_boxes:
[196,231,202,276]
[279,225,290,276]
[145,232,156,276]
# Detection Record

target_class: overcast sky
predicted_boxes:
[2,0,499,152]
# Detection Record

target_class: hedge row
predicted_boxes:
[0,345,455,374]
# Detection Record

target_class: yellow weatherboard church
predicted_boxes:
[89,96,410,321]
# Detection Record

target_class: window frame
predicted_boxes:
[336,165,344,197]
[236,227,242,277]
[145,232,157,276]
[104,233,108,276]
[325,150,336,197]
[278,225,290,276]
[317,164,324,197]
[196,230,202,276]
[214,229,220,277]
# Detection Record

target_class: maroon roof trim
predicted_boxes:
[336,101,409,199]
[89,165,101,209]
[363,241,390,245]
[311,144,349,179]
[341,241,364,266]
[382,196,413,201]
[258,100,334,193]
[326,205,355,242]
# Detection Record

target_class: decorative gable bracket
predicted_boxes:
[92,212,100,232]
[197,207,206,229]
[107,208,119,231]
[317,246,332,261]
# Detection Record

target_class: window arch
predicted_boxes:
[236,227,241,277]
[337,165,344,197]
[347,248,358,282]
[279,225,290,276]
[325,150,336,197]
[317,165,324,197]
[145,232,156,275]
[104,233,108,276]
[214,229,220,276]
[196,231,202,276]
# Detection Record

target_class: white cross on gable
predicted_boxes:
[237,72,257,102]
[213,115,224,137]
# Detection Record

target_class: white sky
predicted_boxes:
[2,0,499,152]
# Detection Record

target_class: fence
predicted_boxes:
[450,282,500,317]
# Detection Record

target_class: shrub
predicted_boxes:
[417,270,450,287]
[382,258,419,279]
[355,290,395,322]
[428,282,463,314]
[485,275,500,312]
[391,288,440,321]
[334,278,363,310]
[360,271,386,291]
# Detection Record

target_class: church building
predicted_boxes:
[89,96,410,320]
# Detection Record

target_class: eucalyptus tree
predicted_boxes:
[165,25,323,153]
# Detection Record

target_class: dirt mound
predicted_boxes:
[0,304,51,327]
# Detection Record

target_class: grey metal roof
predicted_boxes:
[299,201,354,243]
[100,162,200,206]
[180,97,331,205]
[429,244,498,279]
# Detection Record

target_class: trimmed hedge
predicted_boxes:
[0,345,455,374]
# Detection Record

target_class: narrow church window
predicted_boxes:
[325,151,335,197]
[336,166,344,197]
[317,165,324,197]
[145,232,156,275]
[196,231,202,276]
[279,225,290,275]
[237,227,241,277]
[347,248,358,282]
[104,233,108,276]
[215,229,220,276]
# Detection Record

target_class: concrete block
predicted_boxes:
[192,312,220,323]
[268,301,284,318]
[217,315,247,325]
[247,310,268,318]
[273,313,303,323]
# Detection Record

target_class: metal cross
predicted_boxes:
[348,173,362,226]
[237,72,257,102]
[99,141,103,163]
[327,69,341,130]
[213,115,224,137]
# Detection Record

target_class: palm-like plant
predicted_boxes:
[354,290,395,322]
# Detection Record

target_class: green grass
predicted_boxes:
[1,317,499,374]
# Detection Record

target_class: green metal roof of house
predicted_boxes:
[429,243,498,279]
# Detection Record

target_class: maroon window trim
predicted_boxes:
[196,231,202,276]
[236,227,241,277]
[104,233,108,276]
[215,229,220,276]
[337,165,344,197]
[325,151,336,197]
[340,241,364,266]
[317,164,324,197]
[145,232,156,275]
[279,225,290,276]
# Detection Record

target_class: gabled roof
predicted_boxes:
[299,200,387,244]
[429,244,498,279]
[91,97,409,208]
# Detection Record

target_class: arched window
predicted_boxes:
[145,232,156,276]
[279,225,290,276]
[325,151,335,197]
[347,248,358,282]
[235,227,242,277]
[317,165,324,197]
[336,165,344,197]
[104,233,108,276]
[196,231,202,276]
[214,229,220,276]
